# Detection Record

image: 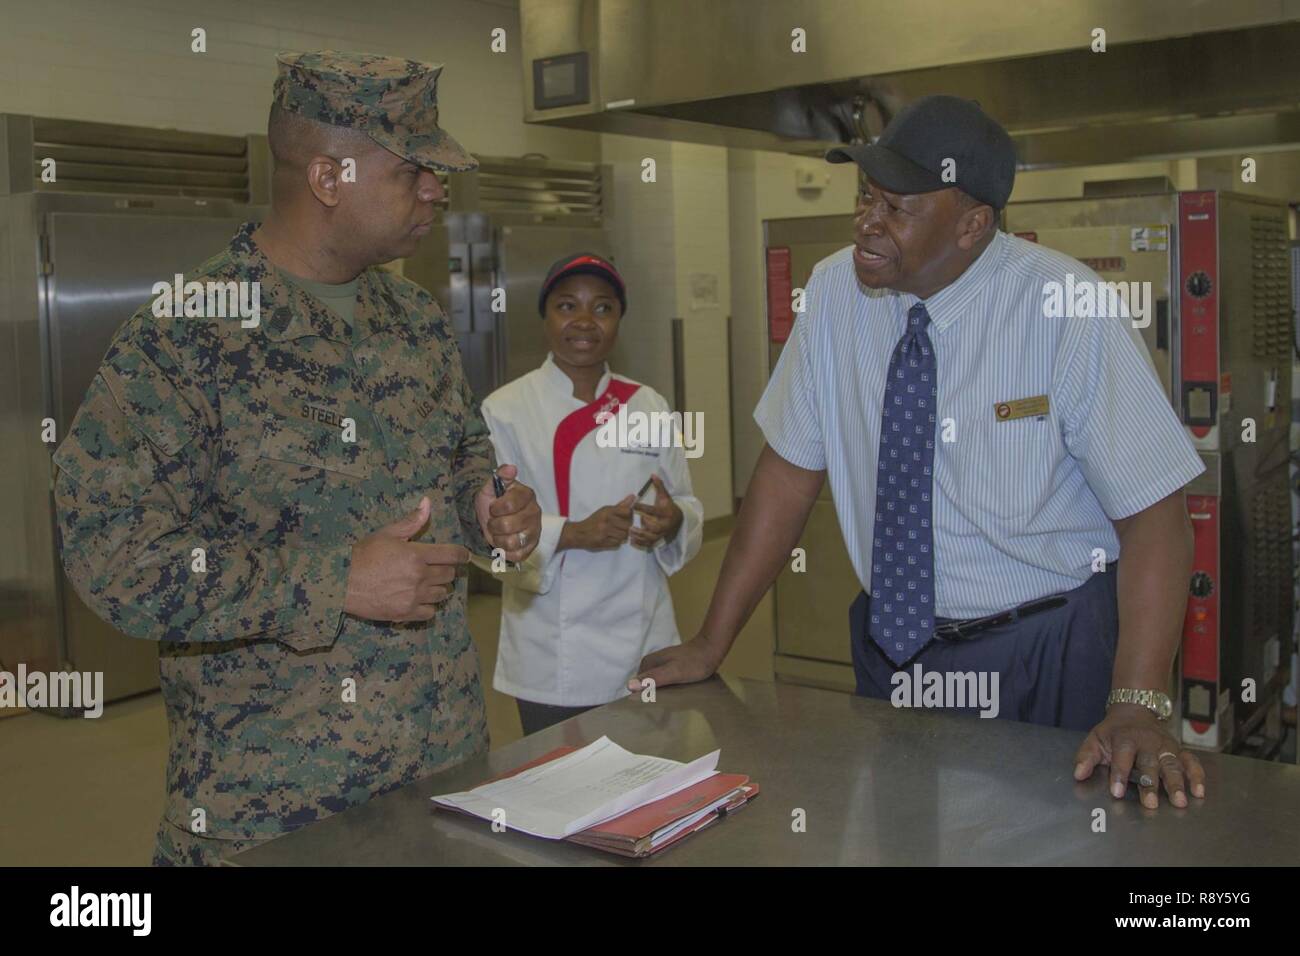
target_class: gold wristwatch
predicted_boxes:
[1107,688,1173,720]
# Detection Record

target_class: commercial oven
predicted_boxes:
[1005,190,1294,755]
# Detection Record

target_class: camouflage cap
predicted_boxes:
[273,50,478,172]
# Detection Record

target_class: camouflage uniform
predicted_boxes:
[52,52,492,866]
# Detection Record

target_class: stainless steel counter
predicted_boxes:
[230,677,1300,866]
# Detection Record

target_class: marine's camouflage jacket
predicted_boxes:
[53,222,494,841]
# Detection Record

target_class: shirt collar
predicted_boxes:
[542,352,612,402]
[899,229,1008,332]
[228,221,392,344]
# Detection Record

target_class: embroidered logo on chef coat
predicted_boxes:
[593,393,624,426]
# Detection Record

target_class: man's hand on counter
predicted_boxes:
[628,633,723,692]
[1072,703,1207,809]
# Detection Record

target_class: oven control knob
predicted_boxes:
[1186,271,1213,298]
[1189,571,1214,597]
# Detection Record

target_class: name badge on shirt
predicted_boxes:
[994,395,1049,422]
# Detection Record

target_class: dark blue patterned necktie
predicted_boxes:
[868,302,938,666]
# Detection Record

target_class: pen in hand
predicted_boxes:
[492,473,522,570]
[632,476,654,531]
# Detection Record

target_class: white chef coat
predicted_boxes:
[479,353,704,706]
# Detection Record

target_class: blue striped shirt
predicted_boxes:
[755,229,1205,618]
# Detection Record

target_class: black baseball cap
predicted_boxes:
[538,252,627,317]
[826,95,1017,210]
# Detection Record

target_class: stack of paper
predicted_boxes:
[431,736,759,858]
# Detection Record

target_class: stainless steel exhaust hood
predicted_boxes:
[521,0,1300,167]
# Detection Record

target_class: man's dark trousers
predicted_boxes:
[849,564,1119,731]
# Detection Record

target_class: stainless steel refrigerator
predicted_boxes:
[0,114,268,707]
[406,155,614,401]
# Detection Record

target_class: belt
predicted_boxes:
[932,594,1068,642]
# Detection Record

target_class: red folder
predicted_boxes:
[442,745,760,859]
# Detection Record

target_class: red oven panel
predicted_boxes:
[1178,191,1219,439]
[766,246,793,344]
[1181,494,1220,734]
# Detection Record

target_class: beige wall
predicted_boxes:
[727,149,858,500]
[1008,159,1196,202]
[601,133,682,404]
[0,0,599,162]
[671,142,733,521]
[602,134,734,519]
